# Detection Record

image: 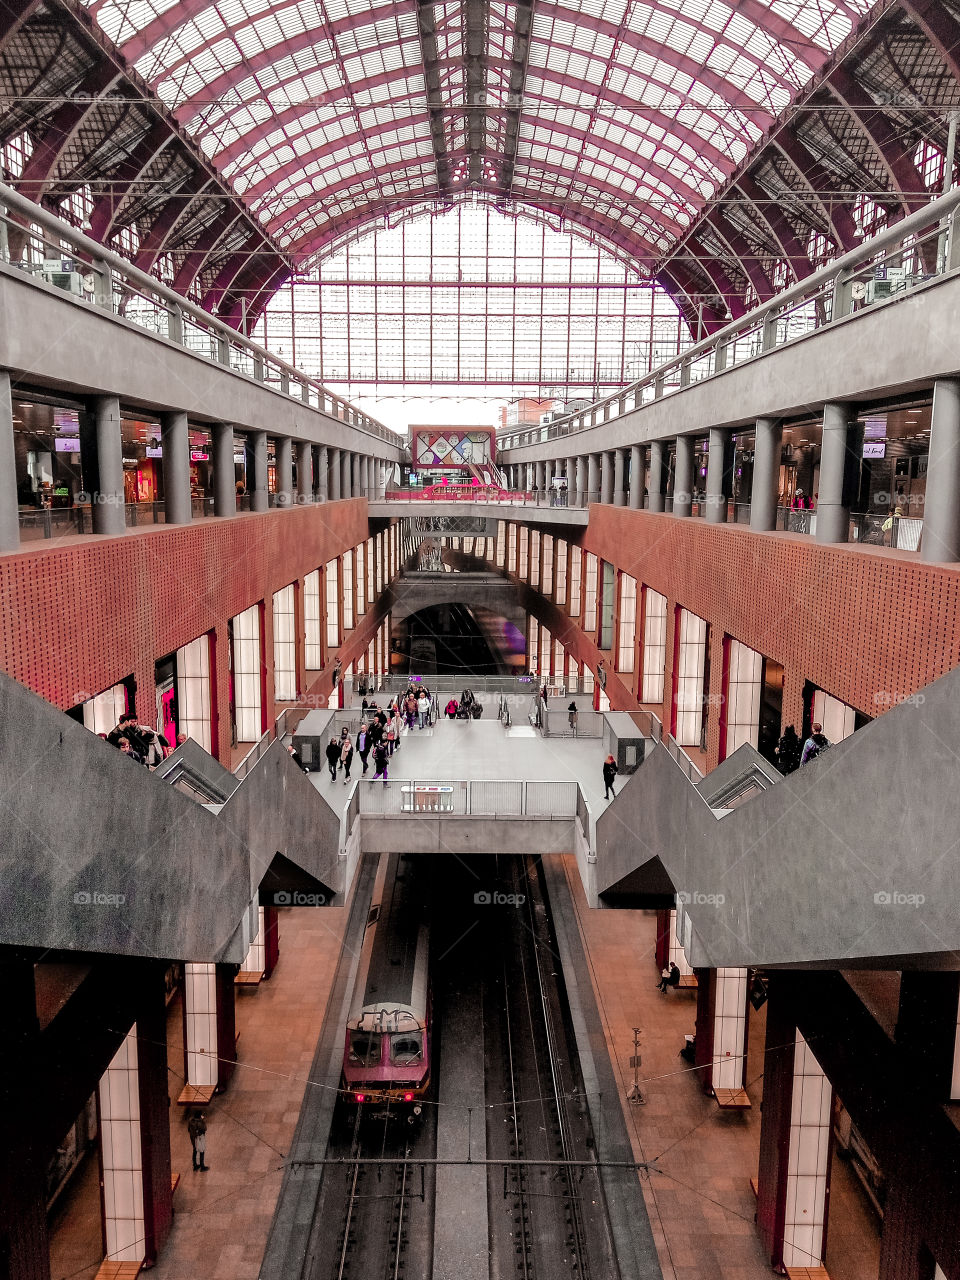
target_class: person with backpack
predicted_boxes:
[371,738,390,787]
[801,722,830,765]
[568,701,579,735]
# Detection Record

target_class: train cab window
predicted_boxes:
[349,1033,383,1065]
[391,1033,423,1064]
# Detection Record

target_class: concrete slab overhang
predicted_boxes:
[368,500,588,528]
[595,662,960,968]
[0,674,343,963]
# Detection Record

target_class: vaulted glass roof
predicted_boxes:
[82,0,878,271]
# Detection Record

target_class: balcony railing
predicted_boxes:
[0,181,400,445]
[499,185,960,451]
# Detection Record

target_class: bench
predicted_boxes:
[676,974,698,990]
[94,1263,142,1280]
[171,1171,181,1195]
[235,970,263,986]
[785,1269,830,1280]
[714,1087,751,1109]
[176,1083,216,1107]
[749,1176,759,1199]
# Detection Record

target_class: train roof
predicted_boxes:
[347,853,428,1030]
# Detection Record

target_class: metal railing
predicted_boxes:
[543,708,605,738]
[357,777,581,816]
[0,181,399,444]
[498,185,960,451]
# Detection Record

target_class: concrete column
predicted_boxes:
[160,410,192,525]
[648,440,665,513]
[249,430,269,512]
[922,377,960,562]
[816,402,854,544]
[705,426,732,524]
[341,450,352,499]
[587,454,600,505]
[750,417,782,531]
[629,444,644,509]
[0,371,20,551]
[673,436,693,517]
[92,394,126,535]
[600,450,614,504]
[317,445,329,501]
[613,447,626,506]
[329,447,341,500]
[535,460,545,492]
[296,440,312,504]
[275,436,294,508]
[544,459,553,495]
[212,422,236,518]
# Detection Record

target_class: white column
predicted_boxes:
[92,394,126,534]
[922,378,960,562]
[712,968,748,1091]
[782,1031,833,1270]
[183,962,219,1092]
[0,370,20,550]
[160,410,192,525]
[98,1027,145,1263]
[750,417,782,531]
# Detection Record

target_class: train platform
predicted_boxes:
[47,903,351,1280]
[553,854,883,1280]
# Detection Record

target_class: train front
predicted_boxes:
[342,1003,430,1121]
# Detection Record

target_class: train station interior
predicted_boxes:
[2,0,960,1277]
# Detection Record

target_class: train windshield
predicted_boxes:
[391,1032,423,1065]
[349,1033,383,1066]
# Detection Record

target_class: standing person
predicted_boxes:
[775,725,802,774]
[356,723,371,774]
[325,736,341,782]
[602,753,618,800]
[568,701,579,736]
[417,691,430,729]
[132,720,169,767]
[445,697,459,719]
[371,738,390,787]
[340,734,354,784]
[187,1110,208,1172]
[801,722,830,765]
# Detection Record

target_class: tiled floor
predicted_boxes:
[47,903,349,1280]
[556,854,882,1280]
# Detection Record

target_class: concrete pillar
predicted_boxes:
[329,447,341,501]
[750,417,782,531]
[629,444,644,509]
[92,394,126,535]
[816,402,854,544]
[274,436,293,508]
[296,440,312,504]
[613,447,626,506]
[600,450,614,504]
[922,377,960,562]
[318,445,329,501]
[212,422,237,518]
[0,371,20,551]
[181,962,237,1100]
[249,430,269,512]
[544,459,553,495]
[587,454,600,505]
[160,410,192,525]
[648,440,666,513]
[341,449,352,499]
[705,427,732,524]
[673,436,693,517]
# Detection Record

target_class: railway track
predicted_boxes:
[486,856,616,1280]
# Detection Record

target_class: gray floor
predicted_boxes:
[308,713,615,826]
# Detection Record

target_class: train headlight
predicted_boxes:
[403,1092,414,1102]
[355,1093,366,1103]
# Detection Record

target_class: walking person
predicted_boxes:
[356,723,371,774]
[602,753,618,800]
[568,700,579,736]
[371,739,390,787]
[325,736,341,782]
[417,690,430,729]
[340,735,354,784]
[187,1110,209,1172]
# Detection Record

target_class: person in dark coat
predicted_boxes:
[187,1110,208,1172]
[286,743,308,773]
[775,725,802,774]
[371,739,390,786]
[356,724,371,774]
[602,753,618,800]
[325,737,341,782]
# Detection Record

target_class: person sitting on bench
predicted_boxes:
[657,962,681,992]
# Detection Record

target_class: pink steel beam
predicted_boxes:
[170,205,244,294]
[132,177,215,274]
[734,172,814,282]
[0,0,42,56]
[199,230,266,312]
[901,0,960,80]
[701,211,778,301]
[771,128,861,252]
[86,119,175,241]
